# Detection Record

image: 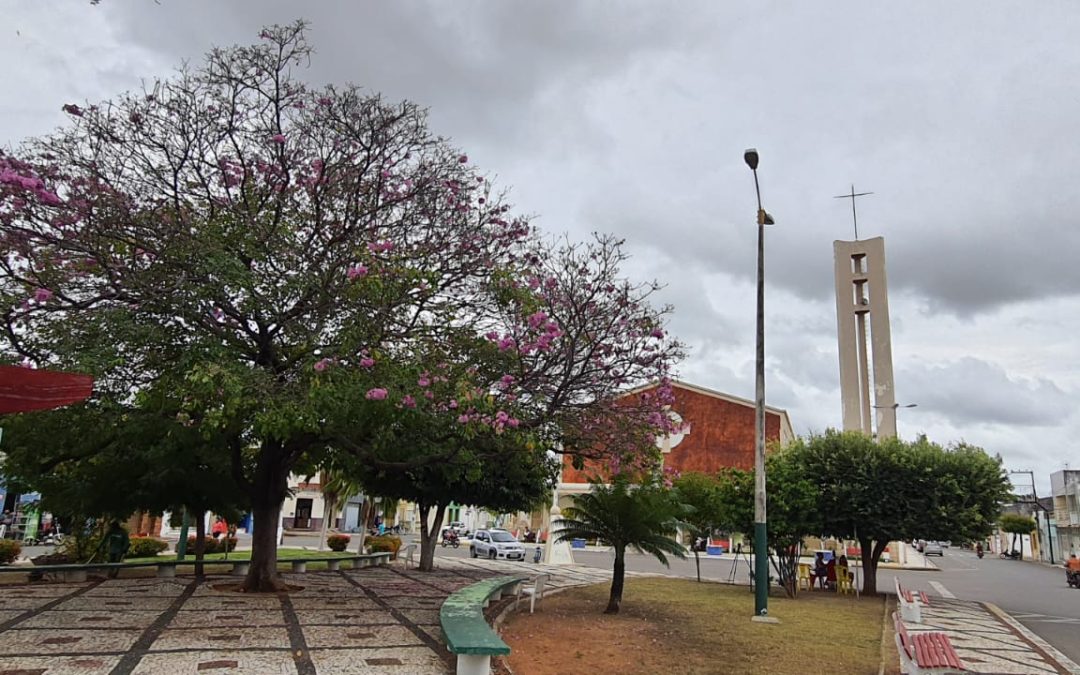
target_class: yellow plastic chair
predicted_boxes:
[797,563,812,591]
[836,565,854,595]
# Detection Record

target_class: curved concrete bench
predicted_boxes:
[440,575,525,675]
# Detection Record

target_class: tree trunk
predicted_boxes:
[242,450,291,593]
[194,510,206,580]
[694,549,701,583]
[354,497,371,554]
[606,547,625,614]
[860,536,888,595]
[317,494,337,552]
[418,502,446,572]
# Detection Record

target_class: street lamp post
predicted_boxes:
[744,148,775,621]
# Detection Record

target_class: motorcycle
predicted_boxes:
[976,549,984,559]
[441,530,460,548]
[1067,569,1080,589]
[999,549,1022,560]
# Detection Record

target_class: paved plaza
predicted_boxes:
[0,560,624,675]
[898,597,1080,674]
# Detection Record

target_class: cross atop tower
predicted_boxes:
[833,184,873,240]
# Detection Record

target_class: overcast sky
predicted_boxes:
[4,1,1078,495]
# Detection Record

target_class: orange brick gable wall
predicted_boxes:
[560,384,783,483]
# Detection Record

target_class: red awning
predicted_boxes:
[0,366,94,414]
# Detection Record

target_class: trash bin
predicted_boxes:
[706,545,724,556]
[571,538,586,549]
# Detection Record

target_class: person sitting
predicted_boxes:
[211,517,228,540]
[825,556,837,590]
[1067,553,1080,575]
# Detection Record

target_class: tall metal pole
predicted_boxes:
[745,149,771,620]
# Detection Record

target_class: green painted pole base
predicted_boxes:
[754,522,769,617]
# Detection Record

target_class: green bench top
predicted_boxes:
[440,575,525,656]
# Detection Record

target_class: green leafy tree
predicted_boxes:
[673,472,724,583]
[999,513,1036,560]
[554,477,686,614]
[789,430,1010,595]
[713,452,821,597]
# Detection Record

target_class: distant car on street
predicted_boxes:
[923,541,944,556]
[470,529,526,561]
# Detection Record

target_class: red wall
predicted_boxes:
[561,384,783,483]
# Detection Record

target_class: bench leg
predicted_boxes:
[291,561,307,573]
[63,570,88,583]
[326,560,341,571]
[157,566,177,578]
[231,562,250,577]
[456,653,491,675]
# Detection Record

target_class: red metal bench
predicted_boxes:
[893,611,966,674]
[895,576,931,623]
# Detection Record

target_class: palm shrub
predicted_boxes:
[555,476,686,614]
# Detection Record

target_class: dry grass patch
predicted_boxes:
[501,577,885,675]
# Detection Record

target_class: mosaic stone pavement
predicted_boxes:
[0,559,631,675]
[900,597,1080,674]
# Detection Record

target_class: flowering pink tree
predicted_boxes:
[0,23,532,591]
[0,23,683,590]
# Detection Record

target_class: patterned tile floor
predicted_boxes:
[900,598,1080,674]
[0,559,625,675]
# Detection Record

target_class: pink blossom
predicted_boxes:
[458,154,468,163]
[423,390,434,399]
[359,356,375,368]
[401,395,417,409]
[212,307,224,321]
[497,337,516,352]
[318,97,332,106]
[259,29,273,39]
[485,331,500,341]
[37,190,63,206]
[500,374,515,387]
[33,288,53,303]
[314,358,332,372]
[271,134,286,144]
[62,104,84,117]
[347,264,368,280]
[527,310,547,329]
[457,414,470,424]
[448,400,459,409]
[365,388,388,400]
[651,328,665,339]
[367,241,394,254]
[417,376,431,387]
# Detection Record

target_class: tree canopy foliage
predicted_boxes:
[0,22,682,590]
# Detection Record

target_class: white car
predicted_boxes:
[470,529,526,561]
[923,541,944,556]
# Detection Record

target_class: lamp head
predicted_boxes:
[744,148,759,170]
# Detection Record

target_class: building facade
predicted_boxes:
[1051,470,1080,557]
[557,380,795,510]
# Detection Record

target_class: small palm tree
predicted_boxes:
[554,476,686,614]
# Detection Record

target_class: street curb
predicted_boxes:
[983,602,1080,674]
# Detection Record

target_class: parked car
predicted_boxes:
[470,529,526,561]
[923,541,944,556]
